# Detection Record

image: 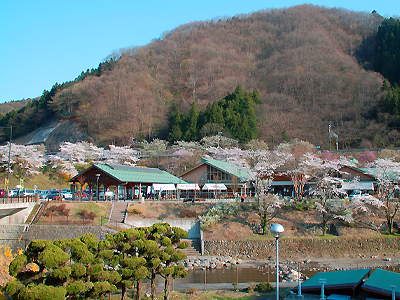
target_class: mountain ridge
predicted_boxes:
[2,5,399,149]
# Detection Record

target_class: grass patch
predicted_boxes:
[315,234,339,239]
[78,203,105,215]
[127,204,146,215]
[378,231,400,237]
[0,173,70,190]
[36,201,111,226]
[25,204,40,224]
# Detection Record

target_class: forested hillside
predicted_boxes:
[3,5,400,149]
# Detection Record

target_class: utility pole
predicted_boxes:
[328,124,338,151]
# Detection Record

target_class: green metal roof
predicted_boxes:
[362,268,400,298]
[360,167,399,181]
[299,268,371,290]
[94,164,186,184]
[201,158,251,181]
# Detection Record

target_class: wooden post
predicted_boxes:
[204,268,207,291]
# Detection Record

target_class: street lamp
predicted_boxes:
[390,285,396,300]
[95,174,100,202]
[271,224,284,300]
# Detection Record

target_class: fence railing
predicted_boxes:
[0,195,36,204]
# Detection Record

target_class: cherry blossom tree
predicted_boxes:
[276,140,316,201]
[206,146,250,169]
[301,153,352,235]
[254,180,283,234]
[312,175,352,235]
[366,158,400,234]
[358,150,377,166]
[206,147,291,233]
[346,178,384,229]
[101,145,139,166]
[0,143,46,179]
[56,142,139,166]
[48,142,140,184]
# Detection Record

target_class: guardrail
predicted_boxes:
[0,195,37,204]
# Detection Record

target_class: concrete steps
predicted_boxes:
[109,202,128,223]
[183,238,201,256]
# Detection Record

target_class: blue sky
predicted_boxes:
[1,0,399,103]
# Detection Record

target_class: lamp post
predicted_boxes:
[96,174,100,202]
[271,224,284,300]
[319,278,326,300]
[390,285,396,300]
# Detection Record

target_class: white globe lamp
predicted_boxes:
[271,224,284,300]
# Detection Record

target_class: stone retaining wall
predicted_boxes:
[204,237,400,258]
[0,225,29,252]
[26,225,117,243]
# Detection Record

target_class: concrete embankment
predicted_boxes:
[204,237,400,259]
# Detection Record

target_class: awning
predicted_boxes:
[152,184,176,191]
[341,182,374,190]
[176,183,200,190]
[202,183,227,190]
[271,181,293,185]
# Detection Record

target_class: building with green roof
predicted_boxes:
[179,157,253,197]
[293,268,371,298]
[69,164,186,200]
[293,268,400,300]
[362,268,400,299]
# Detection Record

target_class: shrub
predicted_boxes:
[296,203,304,211]
[127,204,146,215]
[247,282,256,293]
[199,203,239,229]
[255,282,274,292]
[80,209,89,218]
[180,209,197,218]
[54,204,66,212]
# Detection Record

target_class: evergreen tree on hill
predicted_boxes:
[375,18,400,86]
[168,103,183,143]
[182,100,199,141]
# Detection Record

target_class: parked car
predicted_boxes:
[100,191,115,200]
[74,191,89,200]
[39,190,61,201]
[47,191,62,200]
[183,195,195,203]
[60,189,73,200]
[22,189,35,197]
[349,190,366,198]
[8,189,20,197]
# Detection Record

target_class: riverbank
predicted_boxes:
[183,252,400,284]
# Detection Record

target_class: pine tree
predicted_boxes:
[168,103,183,143]
[182,100,199,141]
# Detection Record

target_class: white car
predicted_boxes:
[99,191,115,200]
[61,191,73,199]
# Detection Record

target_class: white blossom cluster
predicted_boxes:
[199,203,239,229]
[0,143,46,176]
[0,141,140,178]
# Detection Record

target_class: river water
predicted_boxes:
[173,265,400,285]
